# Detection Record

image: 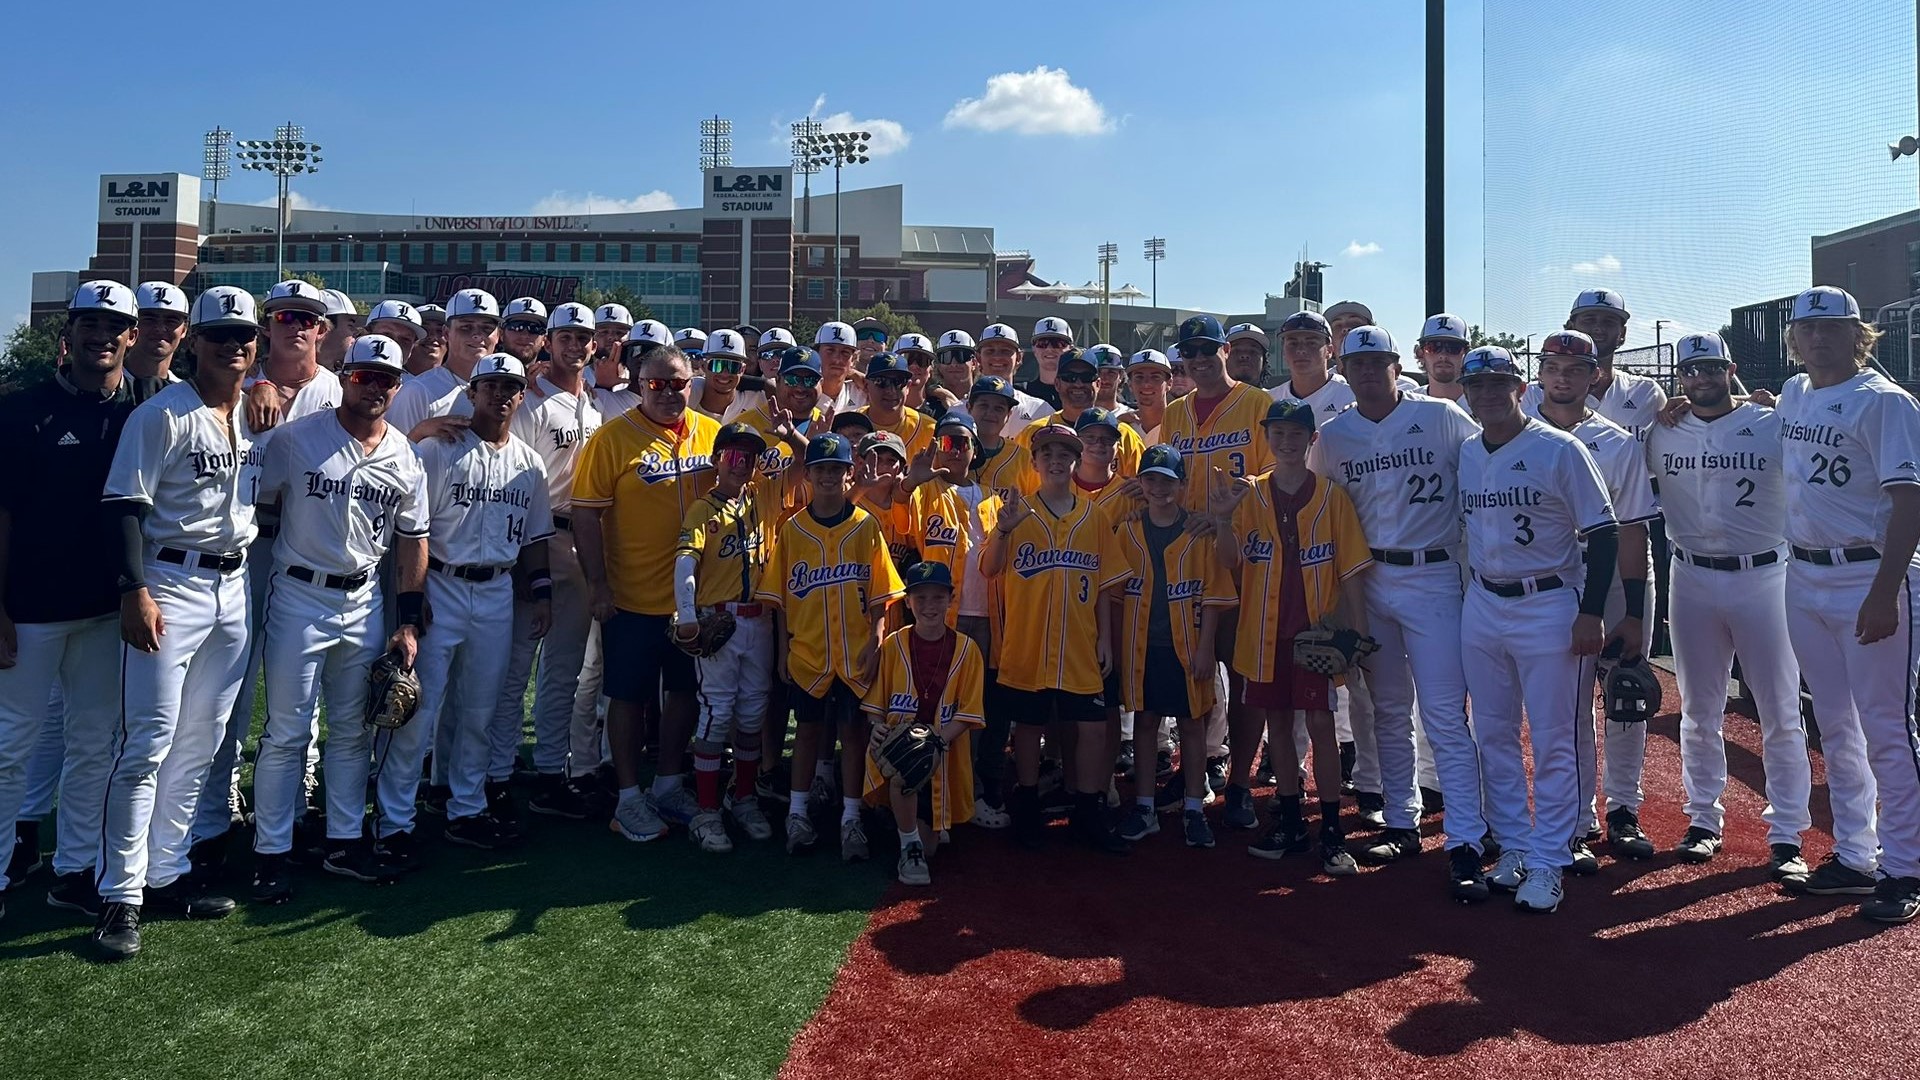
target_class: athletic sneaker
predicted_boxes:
[690,810,733,854]
[252,853,294,905]
[785,813,818,853]
[1248,819,1312,860]
[1320,827,1358,877]
[807,773,834,811]
[1251,750,1275,788]
[1338,740,1357,794]
[1782,854,1878,896]
[755,769,789,802]
[1568,835,1600,876]
[1154,776,1185,814]
[1676,827,1722,864]
[897,841,931,886]
[144,878,236,920]
[610,796,667,843]
[1419,786,1446,815]
[1606,806,1655,860]
[420,784,451,817]
[1860,876,1920,924]
[1222,784,1257,830]
[1487,849,1528,893]
[725,793,773,841]
[322,839,397,884]
[1183,810,1215,849]
[527,775,590,820]
[1205,756,1229,796]
[1360,828,1422,865]
[653,786,701,827]
[374,831,421,874]
[1116,803,1159,842]
[8,820,43,885]
[1448,845,1490,903]
[840,818,870,862]
[1156,749,1176,781]
[46,873,102,918]
[969,799,1010,830]
[1114,739,1136,777]
[444,815,510,851]
[91,902,141,962]
[1514,863,1564,913]
[1354,791,1387,829]
[1769,843,1810,881]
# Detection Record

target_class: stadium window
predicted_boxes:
[543,243,555,262]
[431,244,449,265]
[682,245,699,263]
[839,279,852,301]
[808,279,825,300]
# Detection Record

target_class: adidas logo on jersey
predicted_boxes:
[1509,460,1528,471]
[1827,403,1844,414]
[1407,423,1423,434]
[1735,427,1754,436]
[55,432,79,446]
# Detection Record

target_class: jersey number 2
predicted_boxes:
[1733,477,1756,508]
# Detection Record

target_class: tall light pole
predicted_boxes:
[699,116,733,170]
[1097,242,1118,343]
[790,117,823,233]
[203,127,231,238]
[1143,237,1165,308]
[236,123,321,283]
[797,130,870,322]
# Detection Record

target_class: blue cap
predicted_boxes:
[779,347,822,373]
[803,432,854,466]
[1073,407,1123,436]
[1138,444,1186,481]
[1262,398,1317,432]
[1057,347,1096,374]
[865,351,913,379]
[934,409,978,436]
[832,411,876,436]
[903,561,955,592]
[1279,311,1332,339]
[968,374,1016,403]
[1459,346,1523,381]
[1176,314,1227,347]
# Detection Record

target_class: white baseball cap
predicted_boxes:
[894,333,935,357]
[1676,332,1731,365]
[547,302,595,333]
[815,321,855,347]
[594,303,634,328]
[937,330,977,353]
[189,286,259,329]
[1570,288,1630,321]
[1339,325,1399,359]
[69,281,138,321]
[1033,316,1072,343]
[320,288,356,318]
[1087,344,1127,369]
[758,327,796,351]
[365,299,423,331]
[416,304,448,325]
[502,297,548,325]
[704,328,748,361]
[1323,300,1374,324]
[471,352,529,387]
[627,319,672,346]
[1127,349,1172,370]
[979,323,1020,347]
[343,334,406,373]
[1226,323,1269,351]
[446,288,501,323]
[262,279,329,315]
[675,327,709,349]
[1418,313,1468,343]
[1788,285,1861,323]
[134,281,189,315]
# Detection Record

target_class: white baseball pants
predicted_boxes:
[489,532,595,779]
[1465,584,1584,869]
[693,612,773,748]
[191,537,275,847]
[0,617,118,887]
[1365,562,1485,845]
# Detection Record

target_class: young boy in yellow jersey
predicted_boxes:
[1072,408,1146,526]
[982,423,1132,853]
[736,347,832,522]
[862,561,986,885]
[1112,445,1236,849]
[756,433,905,859]
[965,376,1035,496]
[853,431,921,578]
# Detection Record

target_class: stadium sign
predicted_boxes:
[99,173,198,225]
[703,167,793,219]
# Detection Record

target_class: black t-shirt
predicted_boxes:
[0,372,136,622]
[1022,379,1061,410]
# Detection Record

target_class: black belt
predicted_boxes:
[1790,545,1881,566]
[429,556,507,582]
[157,547,244,573]
[1371,547,1451,566]
[554,513,572,531]
[1477,573,1564,598]
[1675,547,1782,572]
[286,565,371,591]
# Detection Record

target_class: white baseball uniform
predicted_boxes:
[1647,403,1811,846]
[1002,385,1055,438]
[1523,366,1668,444]
[1460,418,1617,869]
[1778,369,1920,879]
[1312,393,1487,847]
[98,381,261,904]
[491,376,602,780]
[386,364,474,438]
[253,410,428,852]
[373,428,552,833]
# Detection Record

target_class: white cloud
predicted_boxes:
[1342,240,1382,258]
[795,95,911,159]
[247,191,332,211]
[943,66,1114,136]
[528,190,678,215]
[1570,253,1623,275]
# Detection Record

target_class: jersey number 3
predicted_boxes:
[1512,513,1535,546]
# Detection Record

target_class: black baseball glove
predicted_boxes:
[669,611,738,659]
[870,722,945,794]
[365,650,422,730]
[1293,619,1380,676]
[1604,658,1663,724]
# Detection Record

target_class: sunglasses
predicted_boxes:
[706,357,745,375]
[856,329,889,343]
[718,447,757,469]
[271,310,320,329]
[1422,340,1468,355]
[1056,370,1095,384]
[1175,343,1218,360]
[346,369,399,391]
[1678,361,1730,376]
[1033,338,1071,349]
[935,434,971,454]
[503,320,546,335]
[782,371,821,388]
[199,325,258,346]
[903,353,933,368]
[937,349,977,363]
[643,376,692,392]
[1460,357,1522,380]
[869,374,909,389]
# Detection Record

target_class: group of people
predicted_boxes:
[2,275,1918,969]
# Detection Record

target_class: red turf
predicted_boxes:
[782,675,1920,1080]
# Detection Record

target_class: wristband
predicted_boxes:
[532,584,553,601]
[528,575,553,592]
[396,590,428,630]
[1622,578,1647,620]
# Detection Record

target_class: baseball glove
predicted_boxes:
[669,611,738,659]
[364,650,422,730]
[871,722,945,794]
[1604,658,1663,724]
[1292,620,1380,677]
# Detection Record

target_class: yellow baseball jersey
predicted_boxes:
[990,490,1132,695]
[858,407,934,461]
[675,488,765,608]
[736,403,827,521]
[905,479,981,628]
[1075,472,1144,530]
[1163,381,1275,515]
[860,628,985,829]
[1018,414,1144,484]
[1115,518,1236,717]
[573,409,719,615]
[755,504,906,697]
[1225,474,1373,683]
[972,440,1037,497]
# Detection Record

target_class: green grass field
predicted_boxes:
[0,694,889,1080]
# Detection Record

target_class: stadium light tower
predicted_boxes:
[796,129,871,321]
[699,115,733,170]
[1143,237,1166,307]
[203,127,231,237]
[236,122,321,282]
[791,117,824,233]
[1098,242,1119,342]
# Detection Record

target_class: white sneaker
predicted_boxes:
[1514,863,1563,913]
[610,795,666,842]
[897,841,931,885]
[1487,849,1527,893]
[725,792,773,841]
[689,810,733,853]
[785,813,817,853]
[970,799,1010,830]
[840,818,870,862]
[653,785,701,827]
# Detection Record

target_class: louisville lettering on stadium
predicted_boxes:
[427,273,584,306]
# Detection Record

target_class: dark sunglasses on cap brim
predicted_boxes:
[1460,356,1523,380]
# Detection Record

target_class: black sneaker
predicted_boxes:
[1338,740,1357,794]
[1354,791,1387,829]
[1205,756,1228,796]
[1605,805,1655,860]
[1419,786,1446,815]
[1860,875,1920,924]
[90,902,141,962]
[288,808,328,867]
[1782,854,1878,896]
[188,831,231,880]
[528,775,590,820]
[755,768,789,802]
[1359,827,1422,865]
[1222,784,1258,830]
[1155,749,1175,781]
[1321,827,1358,876]
[1251,749,1276,788]
[46,872,103,918]
[8,820,43,885]
[1481,832,1503,863]
[323,839,399,884]
[421,784,451,816]
[485,781,524,841]
[1448,845,1491,903]
[1248,820,1311,861]
[1153,775,1186,814]
[1568,835,1600,876]
[1675,827,1722,864]
[1769,843,1810,881]
[144,878,236,920]
[252,853,293,905]
[444,815,509,851]
[374,830,421,874]
[1114,739,1136,777]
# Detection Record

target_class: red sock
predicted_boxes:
[733,757,759,799]
[694,754,723,811]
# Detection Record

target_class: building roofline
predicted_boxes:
[1813,208,1920,247]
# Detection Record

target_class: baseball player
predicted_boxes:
[0,283,142,919]
[1456,346,1619,914]
[1072,409,1145,523]
[755,328,797,378]
[673,422,777,853]
[981,423,1132,853]
[1169,354,1197,400]
[755,433,905,859]
[688,329,756,422]
[859,352,934,460]
[386,288,501,442]
[1019,349,1145,481]
[927,331,978,415]
[895,333,937,412]
[1773,286,1920,923]
[1323,300,1374,345]
[127,283,189,401]
[375,353,552,854]
[854,432,921,581]
[850,317,889,362]
[1225,323,1271,389]
[1022,316,1074,410]
[594,321,674,420]
[814,322,867,411]
[317,289,359,371]
[737,348,832,521]
[1088,345,1129,411]
[1213,400,1373,877]
[675,327,710,364]
[494,302,603,824]
[1522,290,1668,441]
[976,324,1055,436]
[1524,330,1660,871]
[93,285,267,960]
[1311,326,1490,898]
[248,335,428,901]
[404,304,448,381]
[591,303,636,385]
[1122,350,1174,443]
[963,376,1036,497]
[1414,314,1471,405]
[499,297,549,366]
[364,299,425,358]
[862,561,985,885]
[1646,332,1812,876]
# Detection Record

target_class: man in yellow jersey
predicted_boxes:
[572,345,719,844]
[858,352,933,460]
[1019,349,1144,480]
[735,348,829,521]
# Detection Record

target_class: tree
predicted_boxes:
[1467,324,1528,352]
[570,282,654,324]
[840,301,923,340]
[1,315,64,392]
